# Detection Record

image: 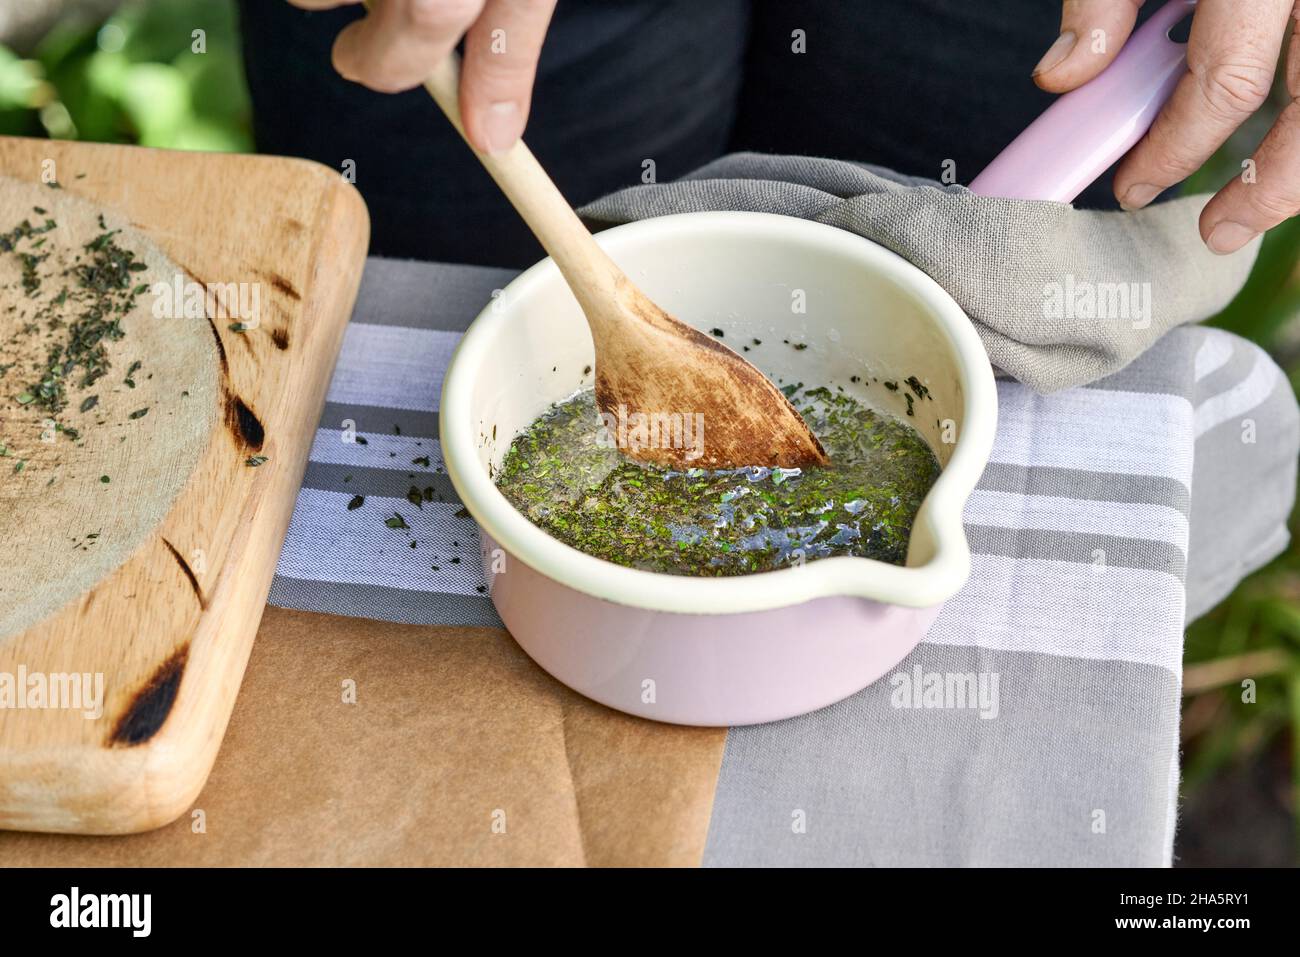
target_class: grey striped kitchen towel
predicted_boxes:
[268,254,1295,867]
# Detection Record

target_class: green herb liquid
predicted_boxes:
[494,385,941,577]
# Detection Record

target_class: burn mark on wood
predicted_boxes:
[182,267,229,375]
[161,537,206,609]
[271,327,290,350]
[225,393,265,450]
[109,646,189,746]
[261,270,301,301]
[205,314,229,374]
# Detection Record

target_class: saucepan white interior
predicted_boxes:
[441,211,997,614]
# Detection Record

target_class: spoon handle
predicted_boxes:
[419,53,622,304]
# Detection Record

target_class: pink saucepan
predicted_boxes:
[440,0,1196,725]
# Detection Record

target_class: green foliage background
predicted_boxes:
[0,0,249,150]
[0,0,1297,858]
[1184,136,1300,856]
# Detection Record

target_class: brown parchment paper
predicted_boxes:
[0,176,220,640]
[0,606,727,866]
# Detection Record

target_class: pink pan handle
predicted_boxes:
[968,0,1195,201]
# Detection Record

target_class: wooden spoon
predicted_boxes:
[414,53,828,471]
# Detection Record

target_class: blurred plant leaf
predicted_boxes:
[0,0,250,152]
[45,50,123,142]
[0,45,48,111]
[174,45,248,125]
[33,19,100,75]
[115,0,235,65]
[119,61,189,144]
[1207,218,1300,346]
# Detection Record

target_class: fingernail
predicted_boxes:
[1033,31,1077,76]
[1119,183,1162,210]
[1206,221,1257,255]
[481,101,522,155]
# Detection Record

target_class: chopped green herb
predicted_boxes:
[245,455,268,467]
[384,513,409,530]
[2,217,149,419]
[347,494,365,510]
[495,386,939,576]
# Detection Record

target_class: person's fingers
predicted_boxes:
[1033,0,1143,92]
[1114,0,1291,210]
[1198,12,1300,254]
[333,0,486,94]
[460,0,558,153]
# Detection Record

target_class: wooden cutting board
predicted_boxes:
[0,136,368,833]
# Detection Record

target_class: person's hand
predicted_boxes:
[289,0,558,154]
[1033,0,1298,254]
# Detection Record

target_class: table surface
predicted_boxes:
[3,253,1294,866]
[269,256,1296,866]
